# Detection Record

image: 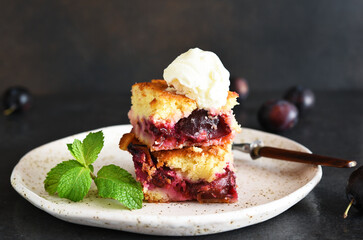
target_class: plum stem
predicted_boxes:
[3,106,16,116]
[343,199,354,218]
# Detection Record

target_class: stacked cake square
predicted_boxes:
[119,79,241,203]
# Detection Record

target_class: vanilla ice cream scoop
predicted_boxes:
[163,48,230,110]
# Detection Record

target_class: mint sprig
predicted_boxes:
[44,131,143,210]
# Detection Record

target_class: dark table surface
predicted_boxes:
[1,90,362,240]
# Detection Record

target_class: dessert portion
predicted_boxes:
[128,79,240,151]
[120,48,240,203]
[119,133,238,203]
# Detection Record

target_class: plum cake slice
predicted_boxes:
[128,79,241,151]
[119,133,238,203]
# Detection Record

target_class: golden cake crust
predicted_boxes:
[143,189,170,203]
[130,79,239,123]
[153,144,233,182]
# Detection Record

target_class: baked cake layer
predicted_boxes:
[119,133,238,203]
[130,79,239,123]
[129,80,241,151]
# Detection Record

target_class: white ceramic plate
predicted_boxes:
[11,125,322,236]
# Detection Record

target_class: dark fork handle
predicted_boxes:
[255,146,356,168]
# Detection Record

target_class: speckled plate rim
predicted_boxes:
[10,125,322,236]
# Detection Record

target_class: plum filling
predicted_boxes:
[174,109,231,139]
[133,109,234,150]
[128,143,238,203]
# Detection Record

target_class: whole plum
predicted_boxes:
[283,85,315,115]
[230,77,249,100]
[2,86,32,116]
[258,99,299,132]
[344,166,363,218]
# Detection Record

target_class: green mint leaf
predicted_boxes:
[82,131,104,165]
[89,164,94,173]
[68,139,86,165]
[95,165,143,210]
[57,166,92,202]
[67,144,74,157]
[44,160,82,195]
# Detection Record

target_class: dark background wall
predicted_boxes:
[1,0,363,95]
